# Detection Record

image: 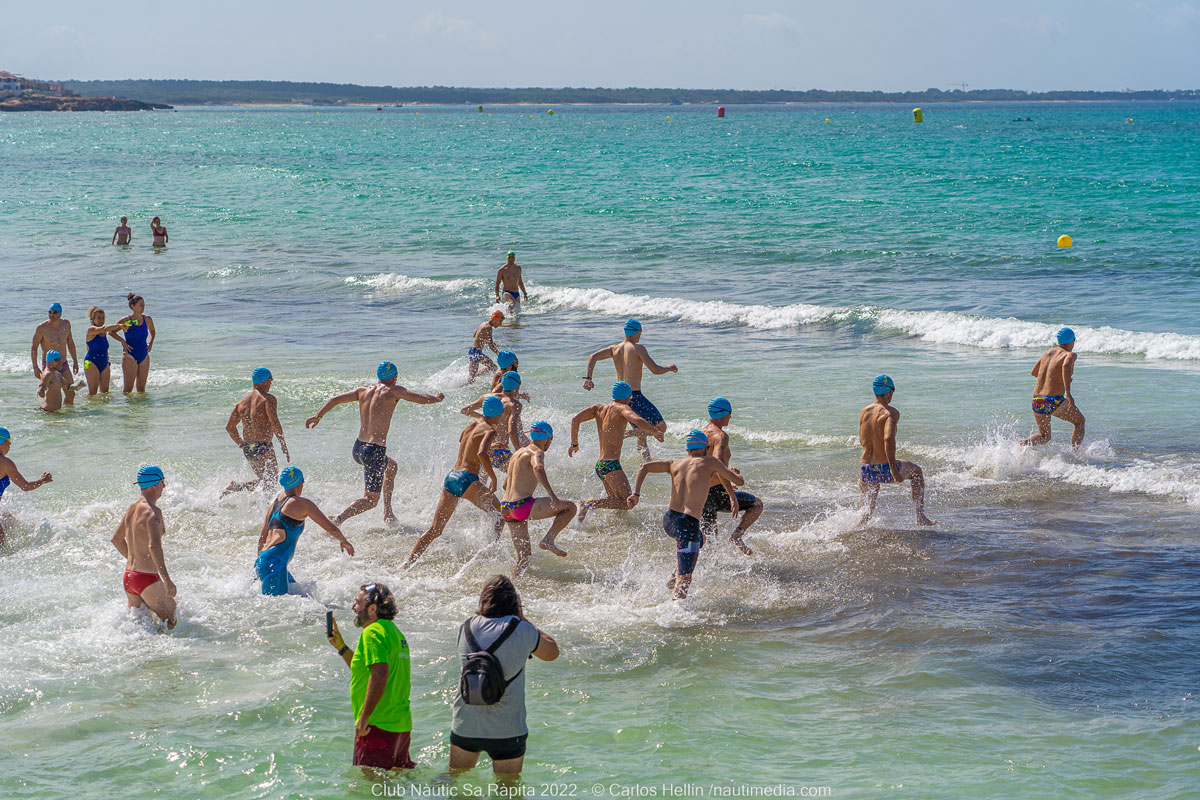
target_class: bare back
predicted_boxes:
[454,419,495,473]
[357,384,403,445]
[234,390,277,442]
[39,369,68,411]
[117,497,164,574]
[668,455,730,518]
[611,341,647,390]
[1031,347,1077,396]
[859,402,898,465]
[593,402,637,460]
[503,445,541,501]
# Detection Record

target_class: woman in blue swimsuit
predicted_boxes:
[255,467,355,596]
[0,427,53,549]
[83,306,130,397]
[118,293,156,394]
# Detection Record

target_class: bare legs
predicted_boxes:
[521,497,577,558]
[858,460,936,527]
[628,421,668,460]
[701,496,763,556]
[405,483,504,569]
[122,354,150,394]
[467,356,497,384]
[449,744,524,780]
[127,582,176,630]
[577,470,634,524]
[1022,402,1085,448]
[335,458,398,524]
[221,450,279,496]
[85,364,112,397]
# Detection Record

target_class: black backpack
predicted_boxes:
[459,617,523,706]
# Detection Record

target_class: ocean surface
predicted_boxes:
[1,103,1198,799]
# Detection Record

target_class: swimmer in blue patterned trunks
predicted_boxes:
[1021,327,1085,448]
[857,375,936,527]
[468,311,505,384]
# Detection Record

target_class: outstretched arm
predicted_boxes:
[393,385,444,405]
[636,344,677,376]
[300,498,354,556]
[629,460,672,506]
[582,346,614,390]
[460,395,486,420]
[568,406,598,456]
[1,459,51,492]
[306,389,361,428]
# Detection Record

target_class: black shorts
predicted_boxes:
[450,731,528,761]
[701,485,758,524]
[352,439,388,494]
[241,441,273,461]
[662,509,704,575]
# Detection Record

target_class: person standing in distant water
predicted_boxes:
[150,216,168,248]
[222,367,290,496]
[255,467,354,595]
[1021,327,1085,448]
[468,311,504,384]
[493,251,527,313]
[582,318,677,458]
[857,375,936,527]
[82,306,129,397]
[700,397,762,556]
[306,361,445,525]
[0,427,54,549]
[501,421,577,564]
[31,302,79,385]
[112,216,132,246]
[37,351,75,411]
[629,430,745,600]
[118,293,156,394]
[111,465,177,629]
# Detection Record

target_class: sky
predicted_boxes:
[2,0,1198,90]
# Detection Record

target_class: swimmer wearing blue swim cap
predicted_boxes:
[469,312,506,384]
[136,464,165,489]
[528,420,553,441]
[501,371,522,392]
[280,466,304,490]
[377,361,398,382]
[499,418,576,558]
[1022,326,1085,448]
[872,374,895,396]
[700,397,761,555]
[482,395,505,418]
[0,428,53,543]
[223,364,289,497]
[120,464,177,628]
[707,397,732,420]
[858,376,936,527]
[257,465,354,598]
[685,429,709,451]
[37,348,74,412]
[252,367,272,385]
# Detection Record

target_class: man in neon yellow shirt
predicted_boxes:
[327,582,414,769]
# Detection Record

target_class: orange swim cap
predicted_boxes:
[491,310,505,321]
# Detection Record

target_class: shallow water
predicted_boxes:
[1,103,1198,798]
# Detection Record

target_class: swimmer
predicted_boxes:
[489,350,530,399]
[82,306,129,397]
[0,427,53,549]
[306,361,444,525]
[461,370,525,471]
[700,397,762,556]
[116,293,156,394]
[629,429,745,600]
[467,311,504,384]
[501,421,577,568]
[1021,327,1085,448]
[255,467,354,595]
[112,216,132,245]
[582,318,677,458]
[150,216,168,248]
[493,250,527,311]
[31,302,79,384]
[37,350,74,411]
[404,396,507,570]
[111,465,176,629]
[857,375,936,527]
[569,381,663,524]
[222,367,290,496]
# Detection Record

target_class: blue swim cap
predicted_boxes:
[280,466,304,490]
[624,318,642,336]
[377,361,398,381]
[708,397,732,419]
[136,464,164,489]
[501,371,522,391]
[49,302,62,313]
[1056,327,1075,345]
[872,374,895,396]
[612,381,633,401]
[252,366,272,385]
[685,429,709,451]
[482,395,505,418]
[497,350,517,369]
[0,427,10,445]
[529,420,553,441]
[46,350,63,363]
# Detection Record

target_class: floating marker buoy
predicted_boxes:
[666,115,671,119]
[912,108,923,123]
[717,106,725,118]
[478,105,483,112]
[1057,234,1073,249]
[1126,117,1133,123]
[377,107,382,111]
[825,118,831,123]
[488,113,492,117]
[530,114,534,118]
[548,109,554,115]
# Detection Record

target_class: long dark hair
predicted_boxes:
[477,575,521,618]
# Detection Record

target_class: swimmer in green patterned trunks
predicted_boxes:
[222,367,290,496]
[468,311,504,384]
[461,371,525,471]
[405,396,506,570]
[500,421,577,571]
[568,381,662,524]
[858,375,936,527]
[1021,327,1085,448]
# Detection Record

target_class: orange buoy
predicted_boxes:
[717,106,726,118]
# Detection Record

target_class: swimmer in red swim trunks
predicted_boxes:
[111,465,177,629]
[500,421,576,572]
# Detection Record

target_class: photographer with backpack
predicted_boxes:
[452,574,559,777]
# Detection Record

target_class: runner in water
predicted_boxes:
[31,302,79,385]
[700,397,762,556]
[255,467,354,595]
[461,370,525,472]
[222,367,290,496]
[569,381,662,524]
[37,350,74,411]
[468,311,504,384]
[501,421,577,565]
[0,427,53,549]
[629,429,745,600]
[582,318,677,458]
[306,361,444,525]
[405,396,507,570]
[857,375,936,527]
[117,293,155,394]
[111,465,177,629]
[150,216,168,248]
[82,306,129,397]
[493,251,527,313]
[112,216,132,245]
[489,350,529,398]
[1021,327,1085,448]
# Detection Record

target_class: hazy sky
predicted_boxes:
[3,0,1198,90]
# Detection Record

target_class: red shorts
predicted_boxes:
[123,570,160,597]
[353,726,415,770]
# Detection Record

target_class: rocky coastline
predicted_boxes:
[0,93,172,112]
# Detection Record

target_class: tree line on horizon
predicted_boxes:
[63,79,1200,106]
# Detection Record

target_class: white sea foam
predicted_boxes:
[664,419,845,447]
[347,273,480,294]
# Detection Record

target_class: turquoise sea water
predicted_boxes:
[1,103,1198,798]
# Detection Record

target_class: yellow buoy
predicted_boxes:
[1126,117,1133,123]
[1057,234,1073,249]
[666,115,671,119]
[825,118,831,123]
[548,109,554,115]
[912,107,923,123]
[530,114,534,118]
[488,113,492,117]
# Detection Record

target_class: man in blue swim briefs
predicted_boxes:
[222,367,291,496]
[700,397,763,556]
[405,396,506,570]
[306,361,444,526]
[468,311,505,384]
[1022,327,1085,448]
[494,250,527,312]
[461,371,525,471]
[630,429,745,600]
[569,381,662,524]
[501,421,577,567]
[582,318,677,458]
[857,375,936,527]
